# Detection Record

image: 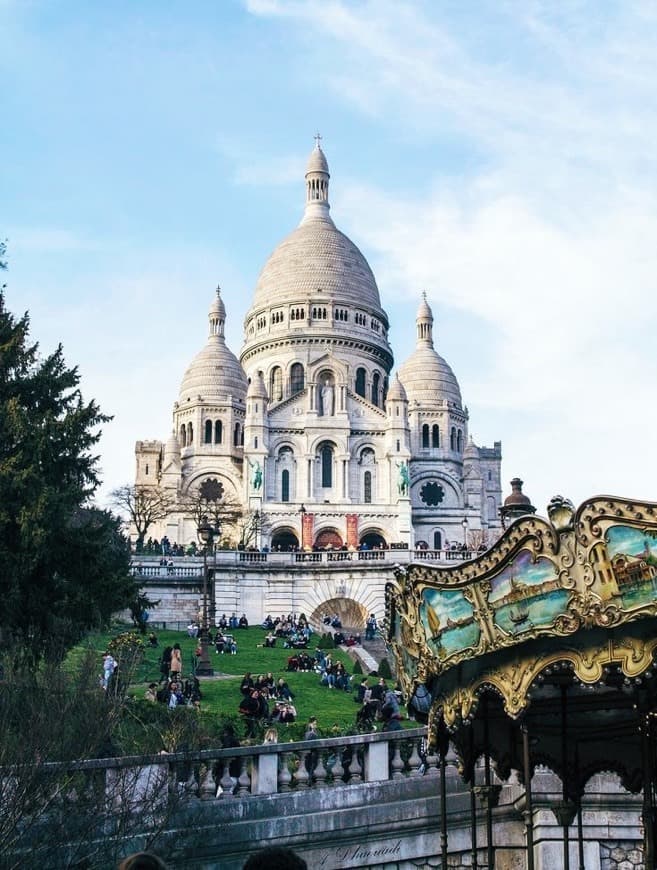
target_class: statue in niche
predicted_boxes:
[320,379,334,416]
[248,459,263,491]
[396,460,410,496]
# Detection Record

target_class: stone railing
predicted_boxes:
[17,727,430,805]
[130,548,481,577]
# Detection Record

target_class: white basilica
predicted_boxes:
[135,141,503,552]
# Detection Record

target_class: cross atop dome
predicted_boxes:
[314,132,322,147]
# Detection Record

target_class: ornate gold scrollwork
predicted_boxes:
[389,495,657,732]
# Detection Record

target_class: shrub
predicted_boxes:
[378,657,392,680]
[352,659,363,675]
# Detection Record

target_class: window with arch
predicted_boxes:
[320,443,333,488]
[290,363,305,395]
[233,422,241,447]
[450,427,456,451]
[270,366,283,402]
[422,424,430,448]
[277,446,294,502]
[180,424,187,447]
[432,424,440,448]
[187,422,193,446]
[433,531,442,550]
[371,372,380,406]
[204,420,213,444]
[364,471,372,504]
[457,429,463,452]
[214,420,222,444]
[355,367,366,398]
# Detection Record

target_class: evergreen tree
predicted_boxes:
[0,273,136,665]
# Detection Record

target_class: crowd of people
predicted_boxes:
[238,672,299,737]
[107,608,403,744]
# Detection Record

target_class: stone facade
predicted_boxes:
[135,141,502,555]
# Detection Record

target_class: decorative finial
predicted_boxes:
[421,290,427,301]
[314,132,322,148]
[216,283,222,297]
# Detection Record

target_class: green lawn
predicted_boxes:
[76,623,381,739]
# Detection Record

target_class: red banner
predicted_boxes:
[302,512,314,550]
[346,514,359,549]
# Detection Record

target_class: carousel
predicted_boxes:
[386,495,657,869]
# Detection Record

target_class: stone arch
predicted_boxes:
[310,597,368,632]
[315,528,343,549]
[270,527,299,552]
[359,528,387,549]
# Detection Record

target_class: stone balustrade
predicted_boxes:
[20,726,430,805]
[130,547,478,578]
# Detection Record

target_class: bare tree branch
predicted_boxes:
[110,484,174,549]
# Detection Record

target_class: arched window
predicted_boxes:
[214,420,222,444]
[422,424,430,448]
[290,363,305,394]
[371,372,380,406]
[233,423,241,447]
[204,420,213,444]
[180,424,186,447]
[321,444,333,488]
[355,367,366,398]
[187,422,193,445]
[450,427,456,451]
[432,424,440,448]
[433,531,442,550]
[457,430,463,452]
[364,471,372,504]
[282,469,290,502]
[270,366,283,402]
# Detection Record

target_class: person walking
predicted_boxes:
[170,643,182,679]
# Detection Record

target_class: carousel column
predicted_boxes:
[550,684,577,870]
[469,725,478,870]
[521,721,535,870]
[642,710,657,870]
[439,727,449,868]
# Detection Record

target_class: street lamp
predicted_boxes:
[461,517,469,556]
[299,504,307,552]
[253,510,260,551]
[196,517,219,678]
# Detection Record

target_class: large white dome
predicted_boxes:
[242,141,392,373]
[251,218,383,312]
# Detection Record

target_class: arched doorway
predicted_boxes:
[360,530,386,549]
[311,597,367,633]
[271,529,299,552]
[314,528,343,550]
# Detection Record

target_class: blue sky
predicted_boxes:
[4,0,657,514]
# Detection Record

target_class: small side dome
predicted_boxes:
[387,373,408,402]
[463,436,480,461]
[178,289,247,404]
[397,294,463,408]
[247,371,268,400]
[164,429,181,458]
